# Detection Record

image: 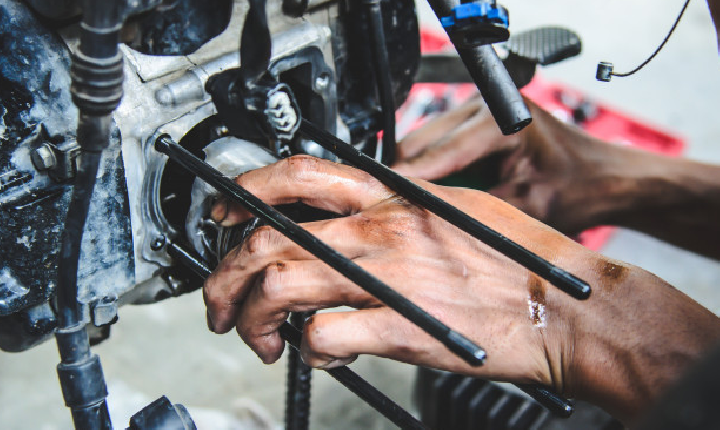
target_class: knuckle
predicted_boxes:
[283,155,319,180]
[259,261,288,301]
[303,315,329,354]
[245,225,277,255]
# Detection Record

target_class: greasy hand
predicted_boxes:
[393,95,609,235]
[206,156,589,391]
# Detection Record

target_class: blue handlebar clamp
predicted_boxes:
[441,1,510,47]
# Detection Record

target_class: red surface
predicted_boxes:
[397,29,686,251]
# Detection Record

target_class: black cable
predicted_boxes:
[56,150,103,328]
[297,119,591,301]
[165,241,428,430]
[366,0,397,165]
[608,0,691,78]
[156,135,487,367]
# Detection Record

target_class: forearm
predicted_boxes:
[561,251,720,424]
[565,139,720,259]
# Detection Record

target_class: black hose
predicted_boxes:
[366,0,397,165]
[56,150,103,328]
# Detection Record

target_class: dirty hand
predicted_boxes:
[393,96,618,235]
[206,156,720,424]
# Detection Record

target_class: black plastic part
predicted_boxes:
[129,396,197,430]
[426,0,531,135]
[365,0,397,165]
[57,354,108,407]
[155,135,486,367]
[297,119,591,301]
[241,0,272,86]
[506,27,582,66]
[166,241,426,430]
[54,325,112,430]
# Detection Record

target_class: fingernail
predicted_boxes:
[211,198,228,223]
[206,310,216,333]
[316,357,354,369]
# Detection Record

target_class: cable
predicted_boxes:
[597,0,692,81]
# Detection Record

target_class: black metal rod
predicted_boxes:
[424,0,531,135]
[297,119,591,300]
[518,384,574,418]
[279,324,428,430]
[156,136,486,367]
[166,241,427,430]
[285,312,313,430]
[366,0,397,165]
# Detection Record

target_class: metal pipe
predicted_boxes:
[165,241,427,430]
[297,119,591,300]
[155,135,487,367]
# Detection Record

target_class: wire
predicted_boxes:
[612,0,692,77]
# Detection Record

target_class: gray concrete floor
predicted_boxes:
[3,1,720,429]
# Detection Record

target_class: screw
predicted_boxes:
[315,74,330,91]
[150,235,166,251]
[31,143,57,171]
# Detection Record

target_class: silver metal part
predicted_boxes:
[113,1,338,284]
[30,143,57,171]
[185,137,277,259]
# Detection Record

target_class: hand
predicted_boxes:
[393,96,617,235]
[206,156,720,424]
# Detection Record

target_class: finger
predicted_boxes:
[397,95,485,160]
[393,109,519,180]
[211,156,393,226]
[235,259,383,364]
[204,216,385,334]
[300,308,428,368]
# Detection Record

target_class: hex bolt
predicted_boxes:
[31,143,57,171]
[150,235,166,251]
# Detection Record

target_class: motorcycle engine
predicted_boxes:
[0,0,419,351]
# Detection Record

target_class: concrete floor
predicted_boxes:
[2,0,720,428]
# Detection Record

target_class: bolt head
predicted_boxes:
[150,236,166,251]
[315,74,330,91]
[31,144,57,171]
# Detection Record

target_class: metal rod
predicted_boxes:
[165,241,427,430]
[156,136,486,367]
[297,119,591,300]
[365,0,397,165]
[285,312,313,430]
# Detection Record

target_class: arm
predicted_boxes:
[394,98,720,260]
[206,157,720,424]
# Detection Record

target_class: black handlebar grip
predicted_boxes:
[455,44,532,135]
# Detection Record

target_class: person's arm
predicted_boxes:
[207,157,720,425]
[393,98,720,260]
